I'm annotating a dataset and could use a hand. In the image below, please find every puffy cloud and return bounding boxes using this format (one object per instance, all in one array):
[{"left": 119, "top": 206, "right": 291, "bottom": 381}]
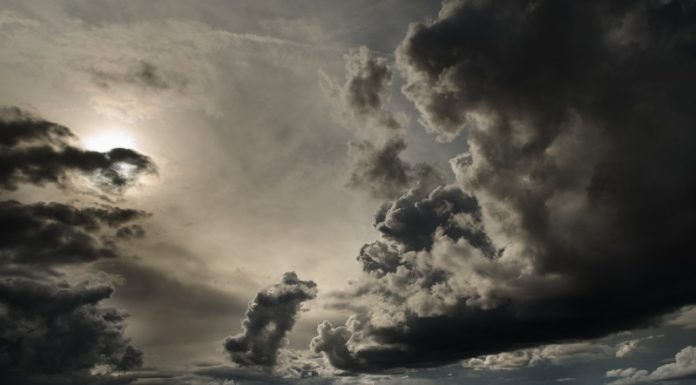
[
  {"left": 0, "top": 106, "right": 155, "bottom": 192},
  {"left": 224, "top": 272, "right": 317, "bottom": 367},
  {"left": 347, "top": 137, "right": 441, "bottom": 200},
  {"left": 314, "top": 0, "right": 696, "bottom": 371},
  {"left": 607, "top": 346, "right": 696, "bottom": 385},
  {"left": 373, "top": 184, "right": 493, "bottom": 253}
]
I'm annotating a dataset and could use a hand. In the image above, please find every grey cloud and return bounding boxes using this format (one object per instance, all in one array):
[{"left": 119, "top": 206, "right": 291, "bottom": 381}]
[
  {"left": 357, "top": 241, "right": 401, "bottom": 277},
  {"left": 347, "top": 137, "right": 442, "bottom": 200},
  {"left": 0, "top": 105, "right": 157, "bottom": 381},
  {"left": 373, "top": 184, "right": 493, "bottom": 253},
  {"left": 0, "top": 200, "right": 148, "bottom": 265},
  {"left": 607, "top": 345, "right": 696, "bottom": 385},
  {"left": 0, "top": 106, "right": 156, "bottom": 192},
  {"left": 0, "top": 273, "right": 142, "bottom": 375},
  {"left": 324, "top": 46, "right": 401, "bottom": 129},
  {"left": 224, "top": 272, "right": 317, "bottom": 367},
  {"left": 314, "top": 0, "right": 696, "bottom": 372}
]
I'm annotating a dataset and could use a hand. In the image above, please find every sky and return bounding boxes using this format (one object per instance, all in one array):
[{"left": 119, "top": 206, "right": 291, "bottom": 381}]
[{"left": 1, "top": 1, "right": 696, "bottom": 384}]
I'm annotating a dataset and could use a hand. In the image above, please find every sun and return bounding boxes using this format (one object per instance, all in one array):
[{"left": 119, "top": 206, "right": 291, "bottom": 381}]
[{"left": 83, "top": 130, "right": 136, "bottom": 152}]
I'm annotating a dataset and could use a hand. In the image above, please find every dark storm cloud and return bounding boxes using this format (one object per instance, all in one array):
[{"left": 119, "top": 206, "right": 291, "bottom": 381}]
[
  {"left": 0, "top": 106, "right": 156, "bottom": 381},
  {"left": 0, "top": 106, "right": 156, "bottom": 192},
  {"left": 375, "top": 186, "right": 492, "bottom": 255},
  {"left": 90, "top": 61, "right": 185, "bottom": 92},
  {"left": 313, "top": 0, "right": 696, "bottom": 372},
  {"left": 0, "top": 201, "right": 148, "bottom": 378},
  {"left": 224, "top": 272, "right": 317, "bottom": 367},
  {"left": 372, "top": 184, "right": 494, "bottom": 253},
  {"left": 0, "top": 200, "right": 148, "bottom": 265},
  {"left": 0, "top": 273, "right": 142, "bottom": 375},
  {"left": 347, "top": 137, "right": 442, "bottom": 200}
]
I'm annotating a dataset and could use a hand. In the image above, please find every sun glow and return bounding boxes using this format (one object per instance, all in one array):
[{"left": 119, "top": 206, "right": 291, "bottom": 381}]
[{"left": 83, "top": 130, "right": 137, "bottom": 152}]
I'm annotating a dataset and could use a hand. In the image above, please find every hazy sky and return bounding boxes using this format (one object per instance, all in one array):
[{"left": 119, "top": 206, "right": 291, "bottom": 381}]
[{"left": 2, "top": 1, "right": 696, "bottom": 385}]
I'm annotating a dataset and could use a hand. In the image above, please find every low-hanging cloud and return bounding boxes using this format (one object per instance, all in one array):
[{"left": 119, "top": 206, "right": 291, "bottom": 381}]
[
  {"left": 224, "top": 272, "right": 317, "bottom": 367},
  {"left": 0, "top": 106, "right": 156, "bottom": 192},
  {"left": 313, "top": 0, "right": 696, "bottom": 372}
]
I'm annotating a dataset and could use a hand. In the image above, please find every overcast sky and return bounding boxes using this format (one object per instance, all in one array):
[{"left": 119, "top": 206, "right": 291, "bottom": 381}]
[{"left": 1, "top": 1, "right": 696, "bottom": 385}]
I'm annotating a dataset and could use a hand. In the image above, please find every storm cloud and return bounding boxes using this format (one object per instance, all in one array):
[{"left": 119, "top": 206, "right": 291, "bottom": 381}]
[
  {"left": 0, "top": 273, "right": 142, "bottom": 376},
  {"left": 0, "top": 200, "right": 148, "bottom": 265},
  {"left": 0, "top": 106, "right": 155, "bottom": 192},
  {"left": 224, "top": 272, "right": 317, "bottom": 367},
  {"left": 313, "top": 0, "right": 696, "bottom": 371},
  {"left": 0, "top": 107, "right": 155, "bottom": 381}
]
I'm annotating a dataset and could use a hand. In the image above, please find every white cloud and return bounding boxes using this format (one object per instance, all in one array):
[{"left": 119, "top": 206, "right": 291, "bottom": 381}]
[
  {"left": 669, "top": 306, "right": 696, "bottom": 329},
  {"left": 615, "top": 335, "right": 661, "bottom": 358},
  {"left": 607, "top": 346, "right": 696, "bottom": 385},
  {"left": 464, "top": 342, "right": 614, "bottom": 371}
]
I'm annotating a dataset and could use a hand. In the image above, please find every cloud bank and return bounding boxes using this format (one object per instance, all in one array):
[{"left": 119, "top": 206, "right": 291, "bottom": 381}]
[{"left": 313, "top": 0, "right": 696, "bottom": 371}]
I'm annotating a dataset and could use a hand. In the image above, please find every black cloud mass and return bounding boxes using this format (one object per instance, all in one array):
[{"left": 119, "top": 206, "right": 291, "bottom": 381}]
[
  {"left": 312, "top": 0, "right": 696, "bottom": 372},
  {"left": 224, "top": 272, "right": 317, "bottom": 367},
  {"left": 0, "top": 107, "right": 154, "bottom": 381}
]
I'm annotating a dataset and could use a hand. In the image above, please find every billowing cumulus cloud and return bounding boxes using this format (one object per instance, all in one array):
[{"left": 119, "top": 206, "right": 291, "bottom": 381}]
[
  {"left": 224, "top": 272, "right": 317, "bottom": 367},
  {"left": 0, "top": 106, "right": 156, "bottom": 192},
  {"left": 347, "top": 137, "right": 441, "bottom": 200},
  {"left": 372, "top": 184, "right": 493, "bottom": 253},
  {"left": 313, "top": 0, "right": 696, "bottom": 372},
  {"left": 607, "top": 345, "right": 696, "bottom": 385}
]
